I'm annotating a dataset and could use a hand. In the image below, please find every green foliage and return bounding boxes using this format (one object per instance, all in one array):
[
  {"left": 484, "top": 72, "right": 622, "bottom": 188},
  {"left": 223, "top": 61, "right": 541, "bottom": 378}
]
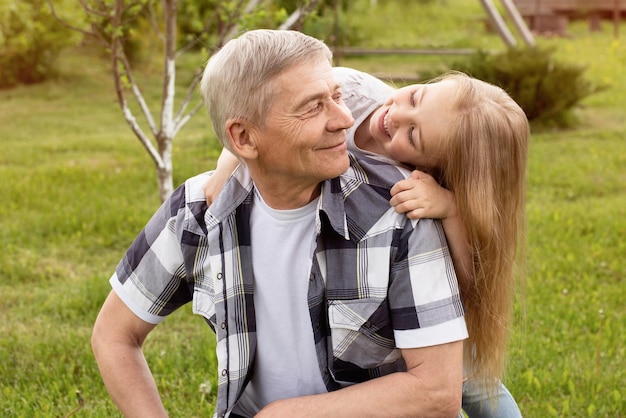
[
  {"left": 78, "top": 0, "right": 153, "bottom": 65},
  {"left": 302, "top": 2, "right": 365, "bottom": 47},
  {"left": 177, "top": 0, "right": 224, "bottom": 48},
  {"left": 177, "top": 0, "right": 339, "bottom": 50},
  {"left": 120, "top": 3, "right": 155, "bottom": 65},
  {"left": 0, "top": 0, "right": 80, "bottom": 88},
  {"left": 444, "top": 46, "right": 607, "bottom": 126},
  {"left": 235, "top": 3, "right": 288, "bottom": 33}
]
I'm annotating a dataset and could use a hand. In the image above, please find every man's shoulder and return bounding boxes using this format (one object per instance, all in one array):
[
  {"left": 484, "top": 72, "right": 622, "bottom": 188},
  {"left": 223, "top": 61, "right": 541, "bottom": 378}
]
[
  {"left": 164, "top": 172, "right": 212, "bottom": 218},
  {"left": 321, "top": 154, "right": 412, "bottom": 241},
  {"left": 153, "top": 172, "right": 213, "bottom": 237},
  {"left": 342, "top": 152, "right": 410, "bottom": 189},
  {"left": 183, "top": 171, "right": 213, "bottom": 200}
]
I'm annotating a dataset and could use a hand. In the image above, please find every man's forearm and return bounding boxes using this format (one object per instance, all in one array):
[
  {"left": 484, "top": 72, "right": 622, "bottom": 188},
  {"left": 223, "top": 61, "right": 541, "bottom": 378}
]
[
  {"left": 257, "top": 369, "right": 462, "bottom": 418},
  {"left": 257, "top": 341, "right": 464, "bottom": 418},
  {"left": 94, "top": 339, "right": 168, "bottom": 417},
  {"left": 92, "top": 291, "right": 167, "bottom": 417}
]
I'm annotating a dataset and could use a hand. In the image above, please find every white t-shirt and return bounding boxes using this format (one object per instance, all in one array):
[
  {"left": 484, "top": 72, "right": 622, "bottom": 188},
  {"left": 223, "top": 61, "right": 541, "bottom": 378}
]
[{"left": 232, "top": 189, "right": 326, "bottom": 416}]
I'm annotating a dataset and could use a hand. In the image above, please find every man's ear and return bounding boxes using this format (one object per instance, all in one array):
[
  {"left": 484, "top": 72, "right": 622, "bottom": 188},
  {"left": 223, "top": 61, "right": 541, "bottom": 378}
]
[{"left": 226, "top": 119, "right": 258, "bottom": 159}]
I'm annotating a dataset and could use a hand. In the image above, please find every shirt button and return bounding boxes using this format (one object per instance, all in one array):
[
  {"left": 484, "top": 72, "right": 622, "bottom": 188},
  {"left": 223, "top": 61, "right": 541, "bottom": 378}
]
[
  {"left": 220, "top": 322, "right": 227, "bottom": 329},
  {"left": 217, "top": 273, "right": 223, "bottom": 280},
  {"left": 221, "top": 369, "right": 227, "bottom": 376},
  {"left": 315, "top": 322, "right": 321, "bottom": 330},
  {"left": 309, "top": 273, "right": 315, "bottom": 282}
]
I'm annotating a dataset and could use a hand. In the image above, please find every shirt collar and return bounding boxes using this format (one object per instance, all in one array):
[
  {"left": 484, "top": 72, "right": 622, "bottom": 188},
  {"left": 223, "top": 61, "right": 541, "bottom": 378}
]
[
  {"left": 318, "top": 177, "right": 350, "bottom": 240},
  {"left": 206, "top": 163, "right": 254, "bottom": 226},
  {"left": 206, "top": 153, "right": 406, "bottom": 240}
]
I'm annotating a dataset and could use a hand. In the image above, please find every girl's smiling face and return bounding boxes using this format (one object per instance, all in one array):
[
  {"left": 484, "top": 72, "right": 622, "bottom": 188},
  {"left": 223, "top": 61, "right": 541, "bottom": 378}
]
[{"left": 368, "top": 79, "right": 460, "bottom": 169}]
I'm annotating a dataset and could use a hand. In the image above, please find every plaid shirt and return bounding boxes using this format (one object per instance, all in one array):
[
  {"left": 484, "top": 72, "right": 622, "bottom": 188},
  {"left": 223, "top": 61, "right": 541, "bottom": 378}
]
[{"left": 111, "top": 153, "right": 466, "bottom": 418}]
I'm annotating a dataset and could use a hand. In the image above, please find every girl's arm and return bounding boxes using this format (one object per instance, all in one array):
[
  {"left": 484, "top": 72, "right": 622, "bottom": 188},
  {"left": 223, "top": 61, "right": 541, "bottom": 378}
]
[
  {"left": 203, "top": 148, "right": 240, "bottom": 205},
  {"left": 390, "top": 170, "right": 473, "bottom": 289}
]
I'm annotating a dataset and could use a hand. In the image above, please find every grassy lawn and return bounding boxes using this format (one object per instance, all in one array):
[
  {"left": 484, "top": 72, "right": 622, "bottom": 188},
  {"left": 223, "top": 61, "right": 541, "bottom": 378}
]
[{"left": 1, "top": 1, "right": 624, "bottom": 416}]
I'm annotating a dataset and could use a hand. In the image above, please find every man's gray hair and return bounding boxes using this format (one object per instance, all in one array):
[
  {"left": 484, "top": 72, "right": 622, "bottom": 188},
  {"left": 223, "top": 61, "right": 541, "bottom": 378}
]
[{"left": 200, "top": 29, "right": 333, "bottom": 152}]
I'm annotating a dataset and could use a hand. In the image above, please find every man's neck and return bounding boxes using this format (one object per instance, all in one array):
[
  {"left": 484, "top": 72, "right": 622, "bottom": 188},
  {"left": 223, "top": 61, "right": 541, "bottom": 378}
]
[{"left": 252, "top": 180, "right": 322, "bottom": 210}]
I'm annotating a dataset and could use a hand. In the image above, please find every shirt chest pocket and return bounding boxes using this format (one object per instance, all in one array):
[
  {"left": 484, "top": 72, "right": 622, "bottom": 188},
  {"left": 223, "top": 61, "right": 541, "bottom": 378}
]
[
  {"left": 192, "top": 274, "right": 218, "bottom": 329},
  {"left": 327, "top": 298, "right": 402, "bottom": 370}
]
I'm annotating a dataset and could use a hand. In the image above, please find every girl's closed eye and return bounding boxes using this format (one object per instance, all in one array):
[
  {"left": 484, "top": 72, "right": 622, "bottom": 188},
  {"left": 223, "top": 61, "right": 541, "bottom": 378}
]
[
  {"left": 408, "top": 89, "right": 419, "bottom": 147},
  {"left": 410, "top": 89, "right": 418, "bottom": 106},
  {"left": 408, "top": 127, "right": 416, "bottom": 148}
]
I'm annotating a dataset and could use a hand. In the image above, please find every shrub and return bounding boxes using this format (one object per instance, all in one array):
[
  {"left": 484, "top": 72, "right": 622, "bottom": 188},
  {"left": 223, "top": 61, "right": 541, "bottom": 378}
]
[
  {"left": 444, "top": 46, "right": 607, "bottom": 126},
  {"left": 303, "top": 11, "right": 364, "bottom": 47},
  {"left": 0, "top": 0, "right": 80, "bottom": 89}
]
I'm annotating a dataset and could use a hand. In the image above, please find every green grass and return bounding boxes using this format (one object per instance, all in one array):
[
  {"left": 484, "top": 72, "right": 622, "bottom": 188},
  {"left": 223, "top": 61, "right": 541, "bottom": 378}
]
[
  {"left": 0, "top": 45, "right": 219, "bottom": 418},
  {"left": 1, "top": 1, "right": 625, "bottom": 416}
]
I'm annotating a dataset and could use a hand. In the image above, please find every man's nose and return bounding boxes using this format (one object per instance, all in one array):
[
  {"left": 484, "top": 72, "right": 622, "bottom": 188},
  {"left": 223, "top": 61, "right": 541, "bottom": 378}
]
[{"left": 327, "top": 101, "right": 354, "bottom": 131}]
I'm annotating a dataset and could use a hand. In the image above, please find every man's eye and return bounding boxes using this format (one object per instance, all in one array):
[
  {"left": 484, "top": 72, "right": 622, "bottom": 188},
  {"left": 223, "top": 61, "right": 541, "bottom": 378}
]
[
  {"left": 306, "top": 103, "right": 321, "bottom": 113},
  {"left": 410, "top": 90, "right": 417, "bottom": 106}
]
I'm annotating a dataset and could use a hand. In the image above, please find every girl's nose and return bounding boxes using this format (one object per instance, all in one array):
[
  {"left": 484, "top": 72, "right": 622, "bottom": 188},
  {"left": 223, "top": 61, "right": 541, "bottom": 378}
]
[{"left": 389, "top": 105, "right": 410, "bottom": 127}]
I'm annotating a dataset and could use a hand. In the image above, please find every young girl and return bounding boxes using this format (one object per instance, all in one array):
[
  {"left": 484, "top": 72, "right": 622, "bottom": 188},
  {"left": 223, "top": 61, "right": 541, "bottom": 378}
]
[{"left": 204, "top": 67, "right": 529, "bottom": 417}]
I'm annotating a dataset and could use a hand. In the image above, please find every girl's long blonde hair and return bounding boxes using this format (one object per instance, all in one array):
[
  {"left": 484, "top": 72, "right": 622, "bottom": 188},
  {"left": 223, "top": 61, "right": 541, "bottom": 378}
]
[{"left": 435, "top": 72, "right": 529, "bottom": 393}]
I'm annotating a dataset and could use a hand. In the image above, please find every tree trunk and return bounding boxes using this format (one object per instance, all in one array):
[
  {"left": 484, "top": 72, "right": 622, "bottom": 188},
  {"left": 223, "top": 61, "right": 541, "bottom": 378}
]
[
  {"left": 54, "top": 0, "right": 326, "bottom": 203},
  {"left": 157, "top": 132, "right": 174, "bottom": 202},
  {"left": 156, "top": 0, "right": 178, "bottom": 200}
]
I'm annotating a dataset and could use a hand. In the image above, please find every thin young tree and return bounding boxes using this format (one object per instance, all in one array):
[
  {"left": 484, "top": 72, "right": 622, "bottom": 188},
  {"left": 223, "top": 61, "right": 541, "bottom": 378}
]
[{"left": 49, "top": 0, "right": 321, "bottom": 201}]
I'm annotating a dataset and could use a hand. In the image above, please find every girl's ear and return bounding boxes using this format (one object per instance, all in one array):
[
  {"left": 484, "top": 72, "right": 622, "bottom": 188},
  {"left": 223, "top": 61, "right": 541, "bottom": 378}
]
[{"left": 225, "top": 119, "right": 258, "bottom": 160}]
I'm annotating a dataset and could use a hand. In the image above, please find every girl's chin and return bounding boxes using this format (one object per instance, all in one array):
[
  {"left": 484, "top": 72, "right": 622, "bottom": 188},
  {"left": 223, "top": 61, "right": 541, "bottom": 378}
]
[{"left": 373, "top": 133, "right": 390, "bottom": 146}]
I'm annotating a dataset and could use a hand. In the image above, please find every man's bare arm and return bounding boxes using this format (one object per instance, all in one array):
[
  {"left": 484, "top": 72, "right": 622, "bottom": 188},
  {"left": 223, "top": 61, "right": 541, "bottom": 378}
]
[
  {"left": 257, "top": 340, "right": 464, "bottom": 418},
  {"left": 91, "top": 291, "right": 167, "bottom": 418}
]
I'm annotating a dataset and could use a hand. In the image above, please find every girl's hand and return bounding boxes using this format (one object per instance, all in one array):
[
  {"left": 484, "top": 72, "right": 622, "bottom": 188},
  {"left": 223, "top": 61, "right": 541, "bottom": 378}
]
[
  {"left": 203, "top": 149, "right": 240, "bottom": 205},
  {"left": 390, "top": 169, "right": 457, "bottom": 220},
  {"left": 203, "top": 172, "right": 228, "bottom": 206},
  {"left": 393, "top": 170, "right": 473, "bottom": 286}
]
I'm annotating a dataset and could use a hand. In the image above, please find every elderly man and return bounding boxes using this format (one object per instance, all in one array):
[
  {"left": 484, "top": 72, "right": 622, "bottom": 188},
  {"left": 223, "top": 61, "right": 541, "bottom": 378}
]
[{"left": 92, "top": 29, "right": 467, "bottom": 418}]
